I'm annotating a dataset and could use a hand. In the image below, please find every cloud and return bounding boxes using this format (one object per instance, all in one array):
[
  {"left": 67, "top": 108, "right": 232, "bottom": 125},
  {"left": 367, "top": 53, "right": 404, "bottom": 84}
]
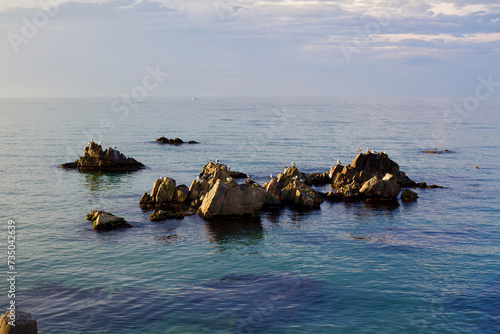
[{"left": 0, "top": 0, "right": 499, "bottom": 97}]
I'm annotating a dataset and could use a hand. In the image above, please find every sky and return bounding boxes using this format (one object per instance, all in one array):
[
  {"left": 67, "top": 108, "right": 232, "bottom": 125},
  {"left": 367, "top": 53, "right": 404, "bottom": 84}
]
[{"left": 0, "top": 0, "right": 499, "bottom": 97}]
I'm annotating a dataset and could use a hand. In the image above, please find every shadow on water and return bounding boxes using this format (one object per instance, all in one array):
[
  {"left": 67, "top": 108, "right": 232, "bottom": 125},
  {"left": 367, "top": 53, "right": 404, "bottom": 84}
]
[
  {"left": 204, "top": 216, "right": 264, "bottom": 248},
  {"left": 13, "top": 273, "right": 323, "bottom": 334}
]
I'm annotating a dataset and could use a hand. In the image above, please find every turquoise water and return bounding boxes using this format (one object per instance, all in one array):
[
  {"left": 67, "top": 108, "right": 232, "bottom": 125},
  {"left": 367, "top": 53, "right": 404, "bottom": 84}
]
[{"left": 1, "top": 97, "right": 499, "bottom": 333}]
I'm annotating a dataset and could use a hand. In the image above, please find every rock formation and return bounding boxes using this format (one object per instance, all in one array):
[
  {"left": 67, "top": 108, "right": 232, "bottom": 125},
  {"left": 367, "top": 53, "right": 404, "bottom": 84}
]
[
  {"left": 197, "top": 179, "right": 269, "bottom": 218},
  {"left": 61, "top": 142, "right": 144, "bottom": 171},
  {"left": 264, "top": 166, "right": 323, "bottom": 209},
  {"left": 401, "top": 189, "right": 418, "bottom": 202},
  {"left": 156, "top": 137, "right": 199, "bottom": 145},
  {"left": 0, "top": 310, "right": 37, "bottom": 334},
  {"left": 86, "top": 211, "right": 132, "bottom": 230}
]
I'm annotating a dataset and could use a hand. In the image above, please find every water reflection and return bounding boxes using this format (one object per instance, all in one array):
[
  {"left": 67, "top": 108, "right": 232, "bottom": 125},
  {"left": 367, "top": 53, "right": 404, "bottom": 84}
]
[
  {"left": 204, "top": 216, "right": 264, "bottom": 247},
  {"left": 79, "top": 170, "right": 133, "bottom": 193}
]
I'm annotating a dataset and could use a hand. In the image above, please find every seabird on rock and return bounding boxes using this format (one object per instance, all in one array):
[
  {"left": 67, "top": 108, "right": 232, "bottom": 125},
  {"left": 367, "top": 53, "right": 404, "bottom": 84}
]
[
  {"left": 291, "top": 162, "right": 296, "bottom": 167},
  {"left": 208, "top": 159, "right": 212, "bottom": 163},
  {"left": 196, "top": 176, "right": 201, "bottom": 181},
  {"left": 270, "top": 174, "right": 273, "bottom": 179},
  {"left": 337, "top": 159, "right": 341, "bottom": 165},
  {"left": 216, "top": 159, "right": 220, "bottom": 165},
  {"left": 226, "top": 177, "right": 233, "bottom": 182},
  {"left": 356, "top": 148, "right": 362, "bottom": 152}
]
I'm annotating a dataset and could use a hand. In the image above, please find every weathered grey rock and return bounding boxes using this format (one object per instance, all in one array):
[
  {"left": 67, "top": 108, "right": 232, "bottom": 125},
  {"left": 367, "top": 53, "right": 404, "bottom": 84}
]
[
  {"left": 0, "top": 311, "right": 37, "bottom": 334},
  {"left": 401, "top": 189, "right": 418, "bottom": 202},
  {"left": 359, "top": 173, "right": 401, "bottom": 199},
  {"left": 86, "top": 211, "right": 131, "bottom": 230},
  {"left": 61, "top": 142, "right": 144, "bottom": 171}
]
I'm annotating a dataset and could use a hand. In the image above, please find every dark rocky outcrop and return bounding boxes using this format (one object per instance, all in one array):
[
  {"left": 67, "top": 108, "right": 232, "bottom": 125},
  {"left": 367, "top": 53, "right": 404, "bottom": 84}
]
[
  {"left": 156, "top": 137, "right": 199, "bottom": 145},
  {"left": 0, "top": 310, "right": 38, "bottom": 334},
  {"left": 61, "top": 142, "right": 144, "bottom": 171},
  {"left": 86, "top": 211, "right": 132, "bottom": 230},
  {"left": 401, "top": 189, "right": 418, "bottom": 202}
]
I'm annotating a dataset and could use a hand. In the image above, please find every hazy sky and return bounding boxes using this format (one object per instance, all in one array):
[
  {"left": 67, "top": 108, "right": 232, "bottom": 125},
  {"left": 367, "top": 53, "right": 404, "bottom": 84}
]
[{"left": 1, "top": 0, "right": 499, "bottom": 97}]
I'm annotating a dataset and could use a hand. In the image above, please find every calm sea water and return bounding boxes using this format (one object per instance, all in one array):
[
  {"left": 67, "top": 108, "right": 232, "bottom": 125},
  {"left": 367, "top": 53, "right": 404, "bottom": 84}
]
[{"left": 0, "top": 97, "right": 499, "bottom": 334}]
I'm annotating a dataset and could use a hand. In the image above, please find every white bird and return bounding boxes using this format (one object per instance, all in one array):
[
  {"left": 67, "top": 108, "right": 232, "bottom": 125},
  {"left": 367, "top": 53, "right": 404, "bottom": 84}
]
[
  {"left": 356, "top": 147, "right": 362, "bottom": 152},
  {"left": 226, "top": 177, "right": 233, "bottom": 182},
  {"left": 98, "top": 141, "right": 101, "bottom": 145},
  {"left": 270, "top": 174, "right": 273, "bottom": 178},
  {"left": 337, "top": 159, "right": 341, "bottom": 165},
  {"left": 227, "top": 166, "right": 231, "bottom": 171},
  {"left": 91, "top": 138, "right": 94, "bottom": 142},
  {"left": 216, "top": 159, "right": 220, "bottom": 165},
  {"left": 196, "top": 176, "right": 201, "bottom": 181},
  {"left": 208, "top": 158, "right": 212, "bottom": 163},
  {"left": 291, "top": 162, "right": 296, "bottom": 167}
]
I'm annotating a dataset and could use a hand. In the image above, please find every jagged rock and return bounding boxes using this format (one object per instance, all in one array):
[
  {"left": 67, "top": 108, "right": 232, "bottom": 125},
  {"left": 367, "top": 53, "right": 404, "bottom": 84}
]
[
  {"left": 156, "top": 137, "right": 199, "bottom": 145},
  {"left": 200, "top": 162, "right": 248, "bottom": 180},
  {"left": 149, "top": 209, "right": 184, "bottom": 221},
  {"left": 86, "top": 211, "right": 131, "bottom": 230},
  {"left": 197, "top": 179, "right": 268, "bottom": 218},
  {"left": 310, "top": 164, "right": 344, "bottom": 185},
  {"left": 401, "top": 189, "right": 418, "bottom": 202},
  {"left": 140, "top": 177, "right": 191, "bottom": 209},
  {"left": 333, "top": 151, "right": 400, "bottom": 187},
  {"left": 265, "top": 166, "right": 323, "bottom": 209},
  {"left": 0, "top": 310, "right": 37, "bottom": 334},
  {"left": 359, "top": 173, "right": 401, "bottom": 200},
  {"left": 398, "top": 171, "right": 417, "bottom": 188},
  {"left": 61, "top": 142, "right": 144, "bottom": 171}
]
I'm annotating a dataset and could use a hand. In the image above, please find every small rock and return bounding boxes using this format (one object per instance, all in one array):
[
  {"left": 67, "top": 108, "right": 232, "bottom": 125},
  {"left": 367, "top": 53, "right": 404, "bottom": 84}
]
[
  {"left": 86, "top": 211, "right": 131, "bottom": 230},
  {"left": 401, "top": 189, "right": 418, "bottom": 202},
  {"left": 0, "top": 310, "right": 37, "bottom": 334},
  {"left": 150, "top": 209, "right": 184, "bottom": 221}
]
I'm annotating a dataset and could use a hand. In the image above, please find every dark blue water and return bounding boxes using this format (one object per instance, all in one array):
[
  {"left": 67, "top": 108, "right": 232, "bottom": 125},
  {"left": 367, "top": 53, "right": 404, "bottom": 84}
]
[{"left": 0, "top": 97, "right": 499, "bottom": 333}]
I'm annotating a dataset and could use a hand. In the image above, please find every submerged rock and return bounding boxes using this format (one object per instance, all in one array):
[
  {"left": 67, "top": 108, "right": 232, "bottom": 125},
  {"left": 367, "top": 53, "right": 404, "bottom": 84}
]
[
  {"left": 149, "top": 209, "right": 185, "bottom": 222},
  {"left": 0, "top": 310, "right": 38, "bottom": 334},
  {"left": 156, "top": 137, "right": 199, "bottom": 145},
  {"left": 86, "top": 211, "right": 131, "bottom": 230},
  {"left": 61, "top": 142, "right": 144, "bottom": 171}
]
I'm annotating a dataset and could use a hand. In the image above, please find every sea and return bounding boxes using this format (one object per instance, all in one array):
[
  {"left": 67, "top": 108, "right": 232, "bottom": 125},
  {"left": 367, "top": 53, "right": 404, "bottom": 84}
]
[{"left": 0, "top": 96, "right": 499, "bottom": 334}]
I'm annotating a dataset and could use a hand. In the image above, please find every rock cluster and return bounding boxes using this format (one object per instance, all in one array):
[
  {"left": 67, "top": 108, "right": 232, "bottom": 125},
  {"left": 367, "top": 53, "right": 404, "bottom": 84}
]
[
  {"left": 315, "top": 151, "right": 414, "bottom": 202},
  {"left": 86, "top": 211, "right": 132, "bottom": 230},
  {"left": 61, "top": 142, "right": 144, "bottom": 171},
  {"left": 263, "top": 166, "right": 322, "bottom": 209},
  {"left": 156, "top": 137, "right": 199, "bottom": 145},
  {"left": 140, "top": 162, "right": 324, "bottom": 220}
]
